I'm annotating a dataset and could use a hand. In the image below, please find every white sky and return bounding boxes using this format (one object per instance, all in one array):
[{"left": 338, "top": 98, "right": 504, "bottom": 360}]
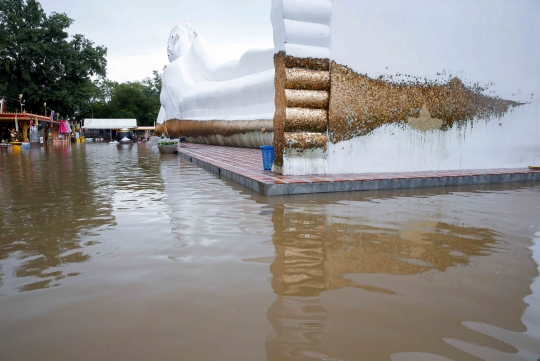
[{"left": 39, "top": 0, "right": 274, "bottom": 83}]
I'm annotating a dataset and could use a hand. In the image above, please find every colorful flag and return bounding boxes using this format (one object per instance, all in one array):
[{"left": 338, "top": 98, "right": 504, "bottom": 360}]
[{"left": 59, "top": 120, "right": 68, "bottom": 134}]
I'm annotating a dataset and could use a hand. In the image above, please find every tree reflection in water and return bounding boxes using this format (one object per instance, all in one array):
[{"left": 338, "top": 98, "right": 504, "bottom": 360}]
[
  {"left": 0, "top": 144, "right": 164, "bottom": 293},
  {"left": 0, "top": 145, "right": 102, "bottom": 292}
]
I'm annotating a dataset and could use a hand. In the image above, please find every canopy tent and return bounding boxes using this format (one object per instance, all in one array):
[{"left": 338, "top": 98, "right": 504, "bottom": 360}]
[{"left": 83, "top": 119, "right": 137, "bottom": 129}]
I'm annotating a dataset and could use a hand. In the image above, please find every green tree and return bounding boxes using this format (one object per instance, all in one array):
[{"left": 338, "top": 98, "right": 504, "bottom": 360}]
[
  {"left": 85, "top": 70, "right": 163, "bottom": 126},
  {"left": 140, "top": 70, "right": 162, "bottom": 101},
  {"left": 107, "top": 82, "right": 160, "bottom": 126},
  {"left": 0, "top": 0, "right": 107, "bottom": 117},
  {"left": 92, "top": 76, "right": 117, "bottom": 104}
]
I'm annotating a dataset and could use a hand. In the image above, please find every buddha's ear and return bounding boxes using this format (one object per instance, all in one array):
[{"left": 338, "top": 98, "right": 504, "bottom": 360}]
[{"left": 167, "top": 23, "right": 198, "bottom": 63}]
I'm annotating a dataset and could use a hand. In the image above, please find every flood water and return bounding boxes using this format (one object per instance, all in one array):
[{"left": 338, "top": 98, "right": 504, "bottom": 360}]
[{"left": 1, "top": 143, "right": 540, "bottom": 361}]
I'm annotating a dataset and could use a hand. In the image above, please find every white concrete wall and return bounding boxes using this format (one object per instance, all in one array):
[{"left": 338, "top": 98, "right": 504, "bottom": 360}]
[
  {"left": 326, "top": 0, "right": 540, "bottom": 173},
  {"left": 327, "top": 109, "right": 539, "bottom": 173}
]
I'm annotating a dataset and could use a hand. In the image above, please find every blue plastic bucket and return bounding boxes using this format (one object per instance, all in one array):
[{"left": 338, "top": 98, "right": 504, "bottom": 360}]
[{"left": 260, "top": 145, "right": 274, "bottom": 171}]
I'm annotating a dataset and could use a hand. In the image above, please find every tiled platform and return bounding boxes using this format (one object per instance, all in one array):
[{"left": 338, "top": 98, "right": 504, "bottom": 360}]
[{"left": 177, "top": 143, "right": 540, "bottom": 196}]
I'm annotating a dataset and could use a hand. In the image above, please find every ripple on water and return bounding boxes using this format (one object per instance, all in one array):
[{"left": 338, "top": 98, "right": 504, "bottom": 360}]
[{"left": 1, "top": 144, "right": 539, "bottom": 361}]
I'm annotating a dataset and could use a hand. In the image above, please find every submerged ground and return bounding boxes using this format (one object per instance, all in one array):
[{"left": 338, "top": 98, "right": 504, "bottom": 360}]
[{"left": 1, "top": 144, "right": 539, "bottom": 361}]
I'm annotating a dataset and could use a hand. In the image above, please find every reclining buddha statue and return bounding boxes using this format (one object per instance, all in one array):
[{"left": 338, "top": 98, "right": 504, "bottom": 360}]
[
  {"left": 155, "top": 23, "right": 275, "bottom": 148},
  {"left": 156, "top": 0, "right": 539, "bottom": 176}
]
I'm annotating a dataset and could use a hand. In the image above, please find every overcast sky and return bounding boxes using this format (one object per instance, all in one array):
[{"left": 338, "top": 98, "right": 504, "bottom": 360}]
[{"left": 39, "top": 0, "right": 274, "bottom": 83}]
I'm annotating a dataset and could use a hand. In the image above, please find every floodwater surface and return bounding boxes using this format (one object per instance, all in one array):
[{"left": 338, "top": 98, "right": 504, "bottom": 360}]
[{"left": 1, "top": 143, "right": 539, "bottom": 361}]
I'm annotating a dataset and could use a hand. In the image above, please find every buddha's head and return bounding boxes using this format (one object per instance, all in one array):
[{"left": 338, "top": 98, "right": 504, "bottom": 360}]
[{"left": 167, "top": 23, "right": 198, "bottom": 62}]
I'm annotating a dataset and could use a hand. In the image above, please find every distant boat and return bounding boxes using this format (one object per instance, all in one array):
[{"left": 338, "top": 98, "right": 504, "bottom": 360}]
[{"left": 116, "top": 128, "right": 134, "bottom": 143}]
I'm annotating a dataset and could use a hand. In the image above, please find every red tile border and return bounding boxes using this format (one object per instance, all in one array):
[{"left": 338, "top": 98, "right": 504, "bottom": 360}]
[{"left": 177, "top": 143, "right": 540, "bottom": 194}]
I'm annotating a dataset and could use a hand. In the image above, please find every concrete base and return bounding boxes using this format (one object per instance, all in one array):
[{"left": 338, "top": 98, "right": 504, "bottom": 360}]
[{"left": 177, "top": 143, "right": 540, "bottom": 196}]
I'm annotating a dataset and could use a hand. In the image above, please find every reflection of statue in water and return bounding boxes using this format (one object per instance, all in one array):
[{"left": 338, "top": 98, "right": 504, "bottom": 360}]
[{"left": 265, "top": 204, "right": 498, "bottom": 360}]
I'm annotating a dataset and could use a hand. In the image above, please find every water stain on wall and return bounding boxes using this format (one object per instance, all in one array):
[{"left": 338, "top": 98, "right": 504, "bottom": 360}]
[{"left": 329, "top": 62, "right": 525, "bottom": 143}]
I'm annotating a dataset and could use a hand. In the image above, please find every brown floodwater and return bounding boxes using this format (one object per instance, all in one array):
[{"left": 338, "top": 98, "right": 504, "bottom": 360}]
[{"left": 1, "top": 143, "right": 539, "bottom": 361}]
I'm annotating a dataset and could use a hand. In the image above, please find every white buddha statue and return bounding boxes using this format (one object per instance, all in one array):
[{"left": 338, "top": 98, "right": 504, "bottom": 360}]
[{"left": 157, "top": 23, "right": 276, "bottom": 129}]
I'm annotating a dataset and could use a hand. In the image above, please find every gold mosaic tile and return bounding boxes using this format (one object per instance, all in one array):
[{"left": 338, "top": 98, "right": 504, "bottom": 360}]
[
  {"left": 286, "top": 56, "right": 330, "bottom": 71},
  {"left": 329, "top": 61, "right": 524, "bottom": 143},
  {"left": 155, "top": 119, "right": 273, "bottom": 138},
  {"left": 286, "top": 69, "right": 330, "bottom": 91},
  {"left": 273, "top": 51, "right": 287, "bottom": 169},
  {"left": 285, "top": 89, "right": 329, "bottom": 109},
  {"left": 284, "top": 132, "right": 328, "bottom": 150},
  {"left": 407, "top": 105, "right": 444, "bottom": 132},
  {"left": 285, "top": 108, "right": 327, "bottom": 132}
]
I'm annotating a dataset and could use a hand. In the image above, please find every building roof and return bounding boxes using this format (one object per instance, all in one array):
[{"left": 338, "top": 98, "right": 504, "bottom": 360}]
[
  {"left": 134, "top": 126, "right": 155, "bottom": 130},
  {"left": 0, "top": 112, "right": 53, "bottom": 123},
  {"left": 83, "top": 119, "right": 137, "bottom": 129}
]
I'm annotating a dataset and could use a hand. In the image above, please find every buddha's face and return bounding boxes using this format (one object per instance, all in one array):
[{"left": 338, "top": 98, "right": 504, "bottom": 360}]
[{"left": 167, "top": 23, "right": 198, "bottom": 62}]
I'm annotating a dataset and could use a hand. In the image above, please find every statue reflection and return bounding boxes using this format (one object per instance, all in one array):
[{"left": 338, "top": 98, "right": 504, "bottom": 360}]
[{"left": 265, "top": 204, "right": 499, "bottom": 360}]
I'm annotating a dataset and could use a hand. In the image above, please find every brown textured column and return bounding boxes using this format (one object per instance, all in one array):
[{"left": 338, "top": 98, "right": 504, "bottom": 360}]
[
  {"left": 286, "top": 56, "right": 330, "bottom": 71},
  {"left": 284, "top": 108, "right": 328, "bottom": 133},
  {"left": 282, "top": 63, "right": 330, "bottom": 150},
  {"left": 277, "top": 56, "right": 331, "bottom": 154},
  {"left": 273, "top": 51, "right": 287, "bottom": 171},
  {"left": 284, "top": 132, "right": 328, "bottom": 150},
  {"left": 285, "top": 90, "right": 329, "bottom": 109},
  {"left": 286, "top": 69, "right": 330, "bottom": 91}
]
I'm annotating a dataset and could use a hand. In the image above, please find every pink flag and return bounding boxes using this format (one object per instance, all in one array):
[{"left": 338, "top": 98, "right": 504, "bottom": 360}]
[{"left": 59, "top": 120, "right": 70, "bottom": 134}]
